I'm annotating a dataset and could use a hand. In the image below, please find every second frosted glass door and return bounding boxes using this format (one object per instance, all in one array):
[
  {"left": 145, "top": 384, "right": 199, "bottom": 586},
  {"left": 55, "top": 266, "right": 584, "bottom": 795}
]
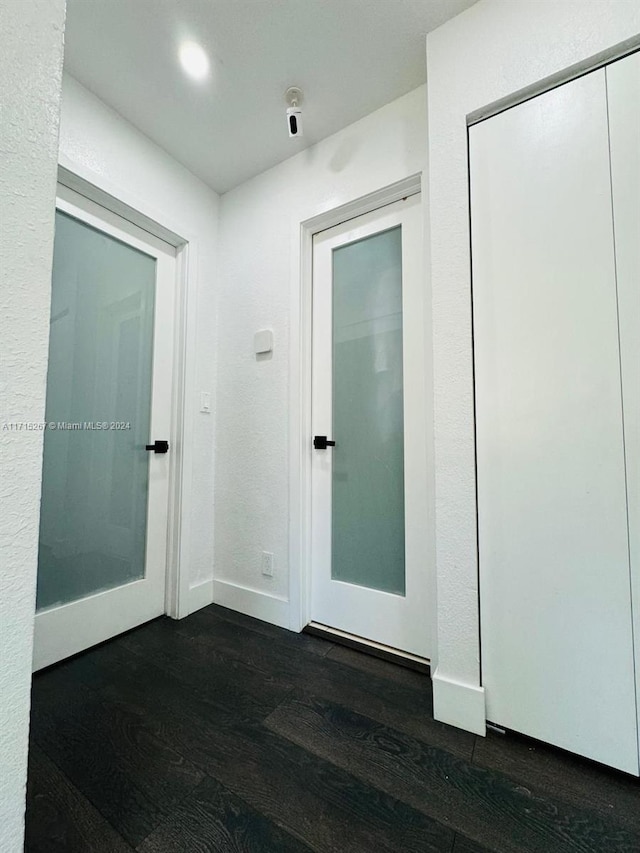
[
  {"left": 331, "top": 226, "right": 406, "bottom": 596},
  {"left": 311, "top": 195, "right": 431, "bottom": 657}
]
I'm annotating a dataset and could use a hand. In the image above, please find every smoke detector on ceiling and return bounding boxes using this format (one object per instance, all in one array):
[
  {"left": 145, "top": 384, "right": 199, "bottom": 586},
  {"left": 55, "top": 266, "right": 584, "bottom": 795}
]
[{"left": 285, "top": 87, "right": 304, "bottom": 139}]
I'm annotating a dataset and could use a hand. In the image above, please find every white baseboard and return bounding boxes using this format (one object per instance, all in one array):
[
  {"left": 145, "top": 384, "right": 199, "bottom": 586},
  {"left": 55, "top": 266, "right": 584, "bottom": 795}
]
[
  {"left": 432, "top": 668, "right": 486, "bottom": 736},
  {"left": 188, "top": 579, "right": 214, "bottom": 615},
  {"left": 212, "top": 579, "right": 290, "bottom": 629}
]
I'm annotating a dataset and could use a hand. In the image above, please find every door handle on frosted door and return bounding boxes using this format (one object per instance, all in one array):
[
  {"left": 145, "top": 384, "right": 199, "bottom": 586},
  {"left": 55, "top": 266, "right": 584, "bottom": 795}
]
[
  {"left": 313, "top": 435, "right": 336, "bottom": 450},
  {"left": 145, "top": 440, "right": 169, "bottom": 453}
]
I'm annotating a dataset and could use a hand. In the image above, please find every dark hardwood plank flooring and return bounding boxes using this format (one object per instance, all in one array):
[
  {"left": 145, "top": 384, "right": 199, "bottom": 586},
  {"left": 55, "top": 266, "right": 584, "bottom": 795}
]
[
  {"left": 183, "top": 604, "right": 335, "bottom": 658},
  {"left": 26, "top": 604, "right": 640, "bottom": 853},
  {"left": 325, "top": 642, "right": 429, "bottom": 688},
  {"left": 132, "top": 606, "right": 473, "bottom": 759},
  {"left": 138, "top": 776, "right": 316, "bottom": 853},
  {"left": 473, "top": 729, "right": 640, "bottom": 835},
  {"left": 95, "top": 653, "right": 455, "bottom": 852},
  {"left": 30, "top": 669, "right": 205, "bottom": 846},
  {"left": 25, "top": 745, "right": 134, "bottom": 853},
  {"left": 266, "top": 694, "right": 640, "bottom": 852},
  {"left": 452, "top": 835, "right": 493, "bottom": 853}
]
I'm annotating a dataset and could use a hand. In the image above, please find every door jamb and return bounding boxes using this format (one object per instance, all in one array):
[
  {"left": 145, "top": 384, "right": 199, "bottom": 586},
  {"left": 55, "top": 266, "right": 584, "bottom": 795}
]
[
  {"left": 288, "top": 173, "right": 423, "bottom": 632},
  {"left": 57, "top": 162, "right": 196, "bottom": 621}
]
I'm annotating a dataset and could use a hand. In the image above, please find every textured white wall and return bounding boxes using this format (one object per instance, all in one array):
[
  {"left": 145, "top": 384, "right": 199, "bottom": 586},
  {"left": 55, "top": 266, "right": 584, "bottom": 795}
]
[
  {"left": 0, "top": 1, "right": 66, "bottom": 849},
  {"left": 216, "top": 87, "right": 427, "bottom": 618},
  {"left": 426, "top": 0, "right": 640, "bottom": 731},
  {"left": 58, "top": 75, "right": 220, "bottom": 594}
]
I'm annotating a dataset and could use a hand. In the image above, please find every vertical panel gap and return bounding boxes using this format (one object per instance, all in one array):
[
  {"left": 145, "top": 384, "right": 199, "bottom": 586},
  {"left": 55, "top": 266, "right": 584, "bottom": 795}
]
[{"left": 604, "top": 64, "right": 639, "bottom": 764}]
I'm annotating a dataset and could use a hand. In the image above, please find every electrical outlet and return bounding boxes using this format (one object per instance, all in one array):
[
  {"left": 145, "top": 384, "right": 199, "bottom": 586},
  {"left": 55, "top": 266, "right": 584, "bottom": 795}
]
[{"left": 261, "top": 551, "right": 274, "bottom": 577}]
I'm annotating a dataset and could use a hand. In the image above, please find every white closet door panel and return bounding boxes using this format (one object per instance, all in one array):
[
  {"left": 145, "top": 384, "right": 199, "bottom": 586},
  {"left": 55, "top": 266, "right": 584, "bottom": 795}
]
[
  {"left": 471, "top": 69, "right": 638, "bottom": 773},
  {"left": 607, "top": 51, "right": 640, "bottom": 757}
]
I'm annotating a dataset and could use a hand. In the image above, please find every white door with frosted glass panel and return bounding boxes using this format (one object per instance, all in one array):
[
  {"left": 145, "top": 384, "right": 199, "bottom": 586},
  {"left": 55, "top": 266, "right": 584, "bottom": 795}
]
[
  {"left": 310, "top": 195, "right": 431, "bottom": 658},
  {"left": 33, "top": 185, "right": 176, "bottom": 671}
]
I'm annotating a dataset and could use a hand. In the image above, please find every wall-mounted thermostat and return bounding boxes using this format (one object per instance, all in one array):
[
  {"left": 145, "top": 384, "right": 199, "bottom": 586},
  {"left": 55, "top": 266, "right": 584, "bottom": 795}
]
[{"left": 254, "top": 329, "right": 273, "bottom": 355}]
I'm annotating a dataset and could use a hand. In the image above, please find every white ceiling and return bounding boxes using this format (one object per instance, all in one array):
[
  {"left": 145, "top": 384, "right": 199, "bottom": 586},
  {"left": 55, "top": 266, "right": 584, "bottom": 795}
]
[{"left": 64, "top": 0, "right": 476, "bottom": 194}]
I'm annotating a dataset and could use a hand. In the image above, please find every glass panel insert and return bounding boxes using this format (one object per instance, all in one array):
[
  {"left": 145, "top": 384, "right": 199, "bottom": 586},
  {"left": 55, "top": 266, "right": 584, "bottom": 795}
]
[
  {"left": 36, "top": 211, "right": 156, "bottom": 611},
  {"left": 331, "top": 226, "right": 406, "bottom": 595}
]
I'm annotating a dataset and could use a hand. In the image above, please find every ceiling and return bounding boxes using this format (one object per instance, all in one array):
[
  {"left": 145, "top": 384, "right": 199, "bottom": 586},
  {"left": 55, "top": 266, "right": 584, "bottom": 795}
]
[{"left": 64, "top": 0, "right": 476, "bottom": 194}]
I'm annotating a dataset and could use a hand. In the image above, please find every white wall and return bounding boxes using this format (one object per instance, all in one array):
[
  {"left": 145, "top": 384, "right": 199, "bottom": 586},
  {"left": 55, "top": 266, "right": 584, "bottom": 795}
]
[
  {"left": 426, "top": 0, "right": 640, "bottom": 735},
  {"left": 0, "top": 1, "right": 66, "bottom": 849},
  {"left": 58, "top": 75, "right": 220, "bottom": 610},
  {"left": 215, "top": 86, "right": 428, "bottom": 627}
]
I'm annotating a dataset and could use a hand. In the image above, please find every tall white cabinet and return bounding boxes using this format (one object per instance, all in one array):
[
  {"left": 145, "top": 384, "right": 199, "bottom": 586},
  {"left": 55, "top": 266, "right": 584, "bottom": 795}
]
[{"left": 470, "top": 52, "right": 639, "bottom": 775}]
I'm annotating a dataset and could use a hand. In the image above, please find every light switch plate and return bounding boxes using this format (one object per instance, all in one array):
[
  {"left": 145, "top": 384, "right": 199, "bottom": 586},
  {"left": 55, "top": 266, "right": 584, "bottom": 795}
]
[
  {"left": 200, "top": 391, "right": 211, "bottom": 413},
  {"left": 254, "top": 329, "right": 273, "bottom": 355}
]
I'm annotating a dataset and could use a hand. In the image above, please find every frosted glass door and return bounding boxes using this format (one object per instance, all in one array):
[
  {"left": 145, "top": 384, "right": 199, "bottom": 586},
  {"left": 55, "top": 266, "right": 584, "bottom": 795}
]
[
  {"left": 33, "top": 185, "right": 175, "bottom": 671},
  {"left": 311, "top": 195, "right": 431, "bottom": 658},
  {"left": 331, "top": 227, "right": 405, "bottom": 595},
  {"left": 37, "top": 210, "right": 155, "bottom": 610}
]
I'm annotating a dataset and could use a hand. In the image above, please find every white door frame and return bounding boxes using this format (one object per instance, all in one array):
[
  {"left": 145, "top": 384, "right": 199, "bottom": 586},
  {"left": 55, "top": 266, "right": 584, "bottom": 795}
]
[
  {"left": 288, "top": 173, "right": 433, "bottom": 642},
  {"left": 55, "top": 161, "right": 195, "bottom": 621}
]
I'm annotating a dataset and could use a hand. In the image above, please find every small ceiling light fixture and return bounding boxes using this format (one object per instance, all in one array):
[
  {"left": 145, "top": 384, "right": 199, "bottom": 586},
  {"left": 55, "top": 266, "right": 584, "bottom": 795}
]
[
  {"left": 285, "top": 87, "right": 304, "bottom": 138},
  {"left": 179, "top": 41, "right": 210, "bottom": 81}
]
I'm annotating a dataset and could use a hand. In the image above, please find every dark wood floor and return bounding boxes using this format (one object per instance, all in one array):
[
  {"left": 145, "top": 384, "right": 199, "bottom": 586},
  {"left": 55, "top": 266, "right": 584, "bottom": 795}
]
[{"left": 26, "top": 605, "right": 640, "bottom": 852}]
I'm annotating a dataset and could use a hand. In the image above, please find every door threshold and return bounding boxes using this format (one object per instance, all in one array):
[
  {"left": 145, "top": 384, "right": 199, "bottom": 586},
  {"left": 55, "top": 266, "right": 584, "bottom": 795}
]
[{"left": 304, "top": 622, "right": 431, "bottom": 674}]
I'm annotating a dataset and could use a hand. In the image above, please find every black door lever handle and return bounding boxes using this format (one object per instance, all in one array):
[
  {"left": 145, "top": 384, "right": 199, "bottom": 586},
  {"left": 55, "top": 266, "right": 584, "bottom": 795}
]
[
  {"left": 145, "top": 440, "right": 169, "bottom": 454},
  {"left": 313, "top": 435, "right": 336, "bottom": 450}
]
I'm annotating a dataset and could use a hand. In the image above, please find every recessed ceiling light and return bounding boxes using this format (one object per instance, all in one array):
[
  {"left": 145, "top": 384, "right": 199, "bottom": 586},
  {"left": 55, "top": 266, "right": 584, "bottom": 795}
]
[{"left": 179, "top": 41, "right": 210, "bottom": 81}]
